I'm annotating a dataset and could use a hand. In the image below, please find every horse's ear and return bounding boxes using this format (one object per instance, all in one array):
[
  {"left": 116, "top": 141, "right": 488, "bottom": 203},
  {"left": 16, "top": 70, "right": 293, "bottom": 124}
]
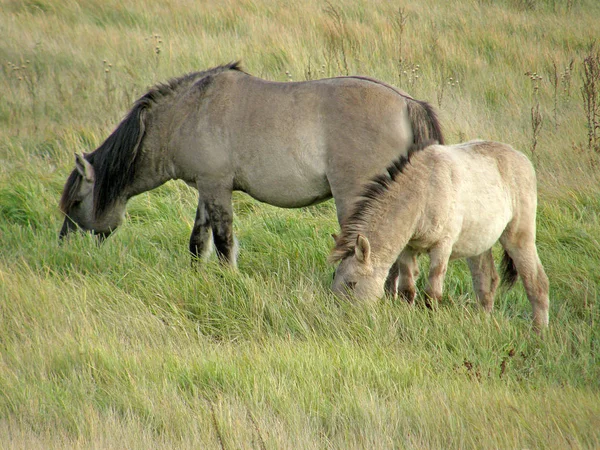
[
  {"left": 75, "top": 153, "right": 94, "bottom": 183},
  {"left": 355, "top": 234, "right": 371, "bottom": 263}
]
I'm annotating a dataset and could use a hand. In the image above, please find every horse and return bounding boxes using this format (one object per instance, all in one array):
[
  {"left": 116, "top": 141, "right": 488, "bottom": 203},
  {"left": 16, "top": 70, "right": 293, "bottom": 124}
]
[
  {"left": 59, "top": 62, "right": 443, "bottom": 267},
  {"left": 329, "top": 140, "right": 549, "bottom": 330}
]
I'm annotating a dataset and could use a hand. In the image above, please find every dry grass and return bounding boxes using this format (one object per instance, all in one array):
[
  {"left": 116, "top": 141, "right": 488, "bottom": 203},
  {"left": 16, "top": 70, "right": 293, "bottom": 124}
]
[{"left": 1, "top": 0, "right": 600, "bottom": 447}]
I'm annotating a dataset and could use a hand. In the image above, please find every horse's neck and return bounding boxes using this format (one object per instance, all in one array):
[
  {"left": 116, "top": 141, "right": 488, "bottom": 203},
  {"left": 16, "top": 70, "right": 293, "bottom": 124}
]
[
  {"left": 124, "top": 148, "right": 173, "bottom": 200},
  {"left": 362, "top": 183, "right": 424, "bottom": 267}
]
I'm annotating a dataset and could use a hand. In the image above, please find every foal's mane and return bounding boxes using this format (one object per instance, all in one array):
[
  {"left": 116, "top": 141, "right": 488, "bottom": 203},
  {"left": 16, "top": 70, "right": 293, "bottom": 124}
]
[
  {"left": 60, "top": 61, "right": 243, "bottom": 218},
  {"left": 329, "top": 141, "right": 436, "bottom": 263}
]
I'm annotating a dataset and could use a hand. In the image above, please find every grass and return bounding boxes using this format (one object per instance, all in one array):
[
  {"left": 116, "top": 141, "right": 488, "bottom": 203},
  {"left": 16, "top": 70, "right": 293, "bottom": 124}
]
[{"left": 1, "top": 0, "right": 600, "bottom": 447}]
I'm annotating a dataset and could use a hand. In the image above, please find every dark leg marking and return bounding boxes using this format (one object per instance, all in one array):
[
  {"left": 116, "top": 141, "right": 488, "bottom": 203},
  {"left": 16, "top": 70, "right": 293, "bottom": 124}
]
[
  {"left": 189, "top": 203, "right": 212, "bottom": 261},
  {"left": 207, "top": 202, "right": 236, "bottom": 265}
]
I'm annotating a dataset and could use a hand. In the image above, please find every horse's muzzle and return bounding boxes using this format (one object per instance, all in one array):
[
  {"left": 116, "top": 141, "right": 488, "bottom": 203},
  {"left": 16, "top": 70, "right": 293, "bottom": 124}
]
[
  {"left": 59, "top": 217, "right": 111, "bottom": 244},
  {"left": 59, "top": 216, "right": 77, "bottom": 241}
]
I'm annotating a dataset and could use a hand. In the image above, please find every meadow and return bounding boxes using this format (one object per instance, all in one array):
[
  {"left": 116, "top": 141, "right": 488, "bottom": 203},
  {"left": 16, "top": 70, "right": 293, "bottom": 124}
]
[{"left": 1, "top": 0, "right": 600, "bottom": 447}]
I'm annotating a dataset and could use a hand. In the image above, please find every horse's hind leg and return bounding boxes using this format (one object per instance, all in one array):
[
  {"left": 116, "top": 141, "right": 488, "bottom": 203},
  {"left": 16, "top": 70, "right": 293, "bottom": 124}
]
[
  {"left": 466, "top": 249, "right": 499, "bottom": 313},
  {"left": 206, "top": 190, "right": 238, "bottom": 268},
  {"left": 189, "top": 202, "right": 213, "bottom": 262},
  {"left": 500, "top": 231, "right": 549, "bottom": 330}
]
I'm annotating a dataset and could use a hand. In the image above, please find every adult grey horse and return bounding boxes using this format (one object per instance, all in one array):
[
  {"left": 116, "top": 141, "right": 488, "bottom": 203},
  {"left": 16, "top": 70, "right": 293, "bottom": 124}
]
[{"left": 59, "top": 62, "right": 443, "bottom": 267}]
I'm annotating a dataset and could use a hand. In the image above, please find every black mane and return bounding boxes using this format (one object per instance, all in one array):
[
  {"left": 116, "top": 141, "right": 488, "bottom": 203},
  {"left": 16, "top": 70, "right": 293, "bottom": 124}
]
[
  {"left": 330, "top": 140, "right": 437, "bottom": 261},
  {"left": 60, "top": 62, "right": 243, "bottom": 218}
]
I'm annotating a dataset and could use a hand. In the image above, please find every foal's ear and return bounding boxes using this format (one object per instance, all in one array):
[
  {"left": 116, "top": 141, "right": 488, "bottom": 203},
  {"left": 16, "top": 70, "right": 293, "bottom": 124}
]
[
  {"left": 331, "top": 233, "right": 339, "bottom": 243},
  {"left": 74, "top": 153, "right": 94, "bottom": 183},
  {"left": 355, "top": 234, "right": 371, "bottom": 263}
]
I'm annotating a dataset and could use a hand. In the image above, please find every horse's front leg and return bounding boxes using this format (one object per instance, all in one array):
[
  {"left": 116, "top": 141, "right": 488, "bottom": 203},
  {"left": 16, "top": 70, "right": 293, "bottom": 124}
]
[
  {"left": 205, "top": 189, "right": 238, "bottom": 268},
  {"left": 385, "top": 250, "right": 420, "bottom": 302},
  {"left": 397, "top": 249, "right": 419, "bottom": 304},
  {"left": 384, "top": 261, "right": 400, "bottom": 299},
  {"left": 189, "top": 201, "right": 213, "bottom": 263}
]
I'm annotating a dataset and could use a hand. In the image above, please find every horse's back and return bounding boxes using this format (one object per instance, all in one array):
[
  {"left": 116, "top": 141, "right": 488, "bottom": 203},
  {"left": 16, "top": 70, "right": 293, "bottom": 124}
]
[
  {"left": 203, "top": 72, "right": 416, "bottom": 214},
  {"left": 445, "top": 140, "right": 535, "bottom": 191},
  {"left": 462, "top": 140, "right": 533, "bottom": 173},
  {"left": 464, "top": 141, "right": 539, "bottom": 238},
  {"left": 422, "top": 141, "right": 535, "bottom": 259}
]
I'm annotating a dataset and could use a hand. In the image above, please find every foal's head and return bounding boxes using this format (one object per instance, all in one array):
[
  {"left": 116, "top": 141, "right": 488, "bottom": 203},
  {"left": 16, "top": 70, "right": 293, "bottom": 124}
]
[
  {"left": 59, "top": 154, "right": 126, "bottom": 241},
  {"left": 331, "top": 234, "right": 388, "bottom": 301}
]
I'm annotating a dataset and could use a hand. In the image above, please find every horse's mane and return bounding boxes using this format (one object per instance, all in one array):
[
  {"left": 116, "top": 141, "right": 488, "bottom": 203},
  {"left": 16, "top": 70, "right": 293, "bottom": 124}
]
[
  {"left": 60, "top": 61, "right": 243, "bottom": 218},
  {"left": 329, "top": 140, "right": 437, "bottom": 263}
]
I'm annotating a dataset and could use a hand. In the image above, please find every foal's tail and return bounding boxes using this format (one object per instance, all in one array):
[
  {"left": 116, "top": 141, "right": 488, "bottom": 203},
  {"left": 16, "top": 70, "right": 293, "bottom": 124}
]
[
  {"left": 501, "top": 250, "right": 519, "bottom": 289},
  {"left": 406, "top": 98, "right": 445, "bottom": 148}
]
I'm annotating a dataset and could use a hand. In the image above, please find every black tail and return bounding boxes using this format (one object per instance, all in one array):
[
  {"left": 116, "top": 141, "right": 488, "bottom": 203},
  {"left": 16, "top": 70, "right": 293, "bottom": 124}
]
[
  {"left": 406, "top": 98, "right": 445, "bottom": 149},
  {"left": 501, "top": 250, "right": 519, "bottom": 289}
]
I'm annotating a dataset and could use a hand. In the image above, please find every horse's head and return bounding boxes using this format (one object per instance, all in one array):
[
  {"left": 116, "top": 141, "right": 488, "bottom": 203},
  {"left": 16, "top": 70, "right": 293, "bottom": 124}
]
[
  {"left": 331, "top": 234, "right": 387, "bottom": 301},
  {"left": 59, "top": 153, "right": 125, "bottom": 241}
]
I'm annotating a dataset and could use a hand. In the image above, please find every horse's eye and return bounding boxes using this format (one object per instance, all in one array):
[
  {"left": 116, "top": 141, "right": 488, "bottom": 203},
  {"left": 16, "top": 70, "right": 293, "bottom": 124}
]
[{"left": 346, "top": 281, "right": 357, "bottom": 290}]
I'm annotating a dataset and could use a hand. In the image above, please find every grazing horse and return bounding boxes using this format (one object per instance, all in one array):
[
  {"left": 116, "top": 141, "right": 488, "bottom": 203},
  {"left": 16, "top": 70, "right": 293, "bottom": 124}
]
[
  {"left": 59, "top": 62, "right": 443, "bottom": 267},
  {"left": 330, "top": 140, "right": 549, "bottom": 330}
]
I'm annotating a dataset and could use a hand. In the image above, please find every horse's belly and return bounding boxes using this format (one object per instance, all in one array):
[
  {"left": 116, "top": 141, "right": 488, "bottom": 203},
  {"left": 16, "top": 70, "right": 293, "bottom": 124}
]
[
  {"left": 236, "top": 165, "right": 331, "bottom": 208},
  {"left": 450, "top": 214, "right": 510, "bottom": 259}
]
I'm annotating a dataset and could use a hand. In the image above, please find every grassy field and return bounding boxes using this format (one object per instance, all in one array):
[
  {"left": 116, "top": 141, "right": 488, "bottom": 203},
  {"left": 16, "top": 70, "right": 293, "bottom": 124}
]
[{"left": 1, "top": 0, "right": 600, "bottom": 447}]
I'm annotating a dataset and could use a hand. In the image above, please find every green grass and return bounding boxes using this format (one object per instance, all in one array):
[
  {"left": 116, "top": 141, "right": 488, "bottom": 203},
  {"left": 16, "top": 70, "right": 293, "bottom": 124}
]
[{"left": 1, "top": 0, "right": 600, "bottom": 447}]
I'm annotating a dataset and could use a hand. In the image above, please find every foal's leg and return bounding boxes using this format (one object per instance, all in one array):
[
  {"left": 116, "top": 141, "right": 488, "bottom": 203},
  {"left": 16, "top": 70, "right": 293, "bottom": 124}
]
[
  {"left": 384, "top": 251, "right": 419, "bottom": 301},
  {"left": 189, "top": 202, "right": 213, "bottom": 262},
  {"left": 466, "top": 249, "right": 499, "bottom": 313},
  {"left": 424, "top": 244, "right": 452, "bottom": 307},
  {"left": 396, "top": 249, "right": 419, "bottom": 304},
  {"left": 500, "top": 231, "right": 549, "bottom": 330},
  {"left": 384, "top": 260, "right": 400, "bottom": 299}
]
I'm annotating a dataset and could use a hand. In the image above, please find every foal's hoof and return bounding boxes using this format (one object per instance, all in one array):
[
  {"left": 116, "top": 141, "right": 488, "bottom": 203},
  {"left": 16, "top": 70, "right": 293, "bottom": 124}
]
[
  {"left": 423, "top": 296, "right": 440, "bottom": 310},
  {"left": 398, "top": 289, "right": 416, "bottom": 305}
]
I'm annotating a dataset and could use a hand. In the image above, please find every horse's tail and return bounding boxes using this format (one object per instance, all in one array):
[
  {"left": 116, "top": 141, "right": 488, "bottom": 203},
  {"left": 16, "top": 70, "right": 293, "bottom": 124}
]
[
  {"left": 406, "top": 98, "right": 445, "bottom": 149},
  {"left": 500, "top": 250, "right": 519, "bottom": 289}
]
